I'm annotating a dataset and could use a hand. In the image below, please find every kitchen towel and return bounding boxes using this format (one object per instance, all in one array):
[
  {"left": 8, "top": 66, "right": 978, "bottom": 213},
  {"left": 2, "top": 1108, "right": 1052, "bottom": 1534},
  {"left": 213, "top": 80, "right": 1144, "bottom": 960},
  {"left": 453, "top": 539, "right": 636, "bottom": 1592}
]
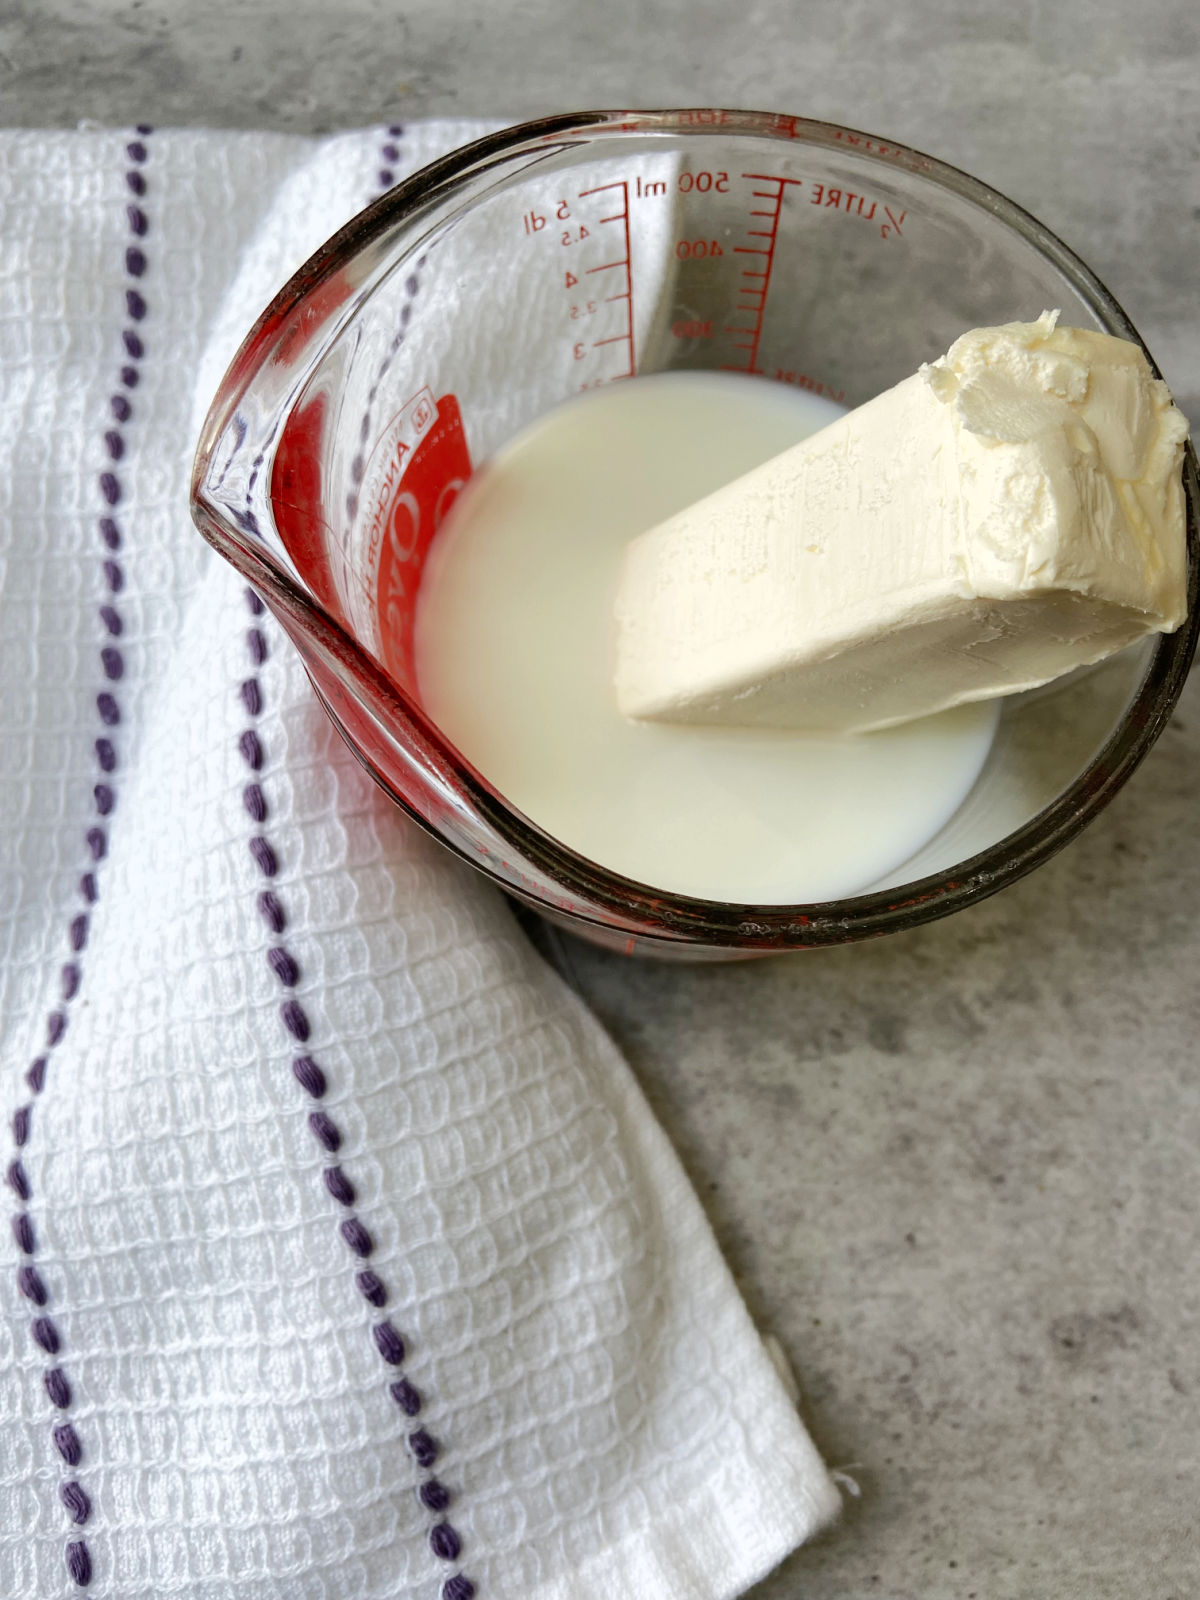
[{"left": 0, "top": 123, "right": 840, "bottom": 1600}]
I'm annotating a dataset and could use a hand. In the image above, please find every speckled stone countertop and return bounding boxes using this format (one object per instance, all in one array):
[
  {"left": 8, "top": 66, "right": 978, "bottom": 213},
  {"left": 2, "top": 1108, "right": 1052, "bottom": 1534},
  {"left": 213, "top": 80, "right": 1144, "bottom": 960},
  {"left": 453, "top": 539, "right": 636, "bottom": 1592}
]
[{"left": 7, "top": 2, "right": 1199, "bottom": 1593}]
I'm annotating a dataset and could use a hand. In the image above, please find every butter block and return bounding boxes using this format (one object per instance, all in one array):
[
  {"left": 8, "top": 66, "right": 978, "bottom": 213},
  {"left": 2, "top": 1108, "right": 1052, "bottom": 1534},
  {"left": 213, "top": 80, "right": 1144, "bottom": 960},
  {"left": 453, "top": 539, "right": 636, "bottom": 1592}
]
[{"left": 614, "top": 313, "right": 1190, "bottom": 732}]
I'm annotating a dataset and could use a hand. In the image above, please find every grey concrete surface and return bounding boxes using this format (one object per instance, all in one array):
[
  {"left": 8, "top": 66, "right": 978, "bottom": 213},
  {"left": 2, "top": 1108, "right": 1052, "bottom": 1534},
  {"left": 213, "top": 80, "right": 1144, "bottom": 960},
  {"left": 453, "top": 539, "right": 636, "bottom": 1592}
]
[{"left": 5, "top": 1, "right": 1199, "bottom": 1594}]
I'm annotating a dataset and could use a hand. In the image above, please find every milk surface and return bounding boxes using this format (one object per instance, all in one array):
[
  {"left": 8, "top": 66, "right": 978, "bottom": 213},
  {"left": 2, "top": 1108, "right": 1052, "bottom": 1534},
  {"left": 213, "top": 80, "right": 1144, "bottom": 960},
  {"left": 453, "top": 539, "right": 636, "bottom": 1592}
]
[{"left": 414, "top": 372, "right": 999, "bottom": 903}]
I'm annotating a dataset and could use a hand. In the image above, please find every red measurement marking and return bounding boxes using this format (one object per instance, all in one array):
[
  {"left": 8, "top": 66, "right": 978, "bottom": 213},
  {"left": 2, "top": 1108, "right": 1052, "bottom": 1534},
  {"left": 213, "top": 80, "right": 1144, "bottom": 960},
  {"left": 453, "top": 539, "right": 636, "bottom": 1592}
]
[
  {"left": 806, "top": 182, "right": 908, "bottom": 240},
  {"left": 829, "top": 129, "right": 921, "bottom": 165},
  {"left": 721, "top": 174, "right": 802, "bottom": 375},
  {"left": 882, "top": 204, "right": 906, "bottom": 238},
  {"left": 578, "top": 180, "right": 635, "bottom": 377},
  {"left": 775, "top": 368, "right": 847, "bottom": 404}
]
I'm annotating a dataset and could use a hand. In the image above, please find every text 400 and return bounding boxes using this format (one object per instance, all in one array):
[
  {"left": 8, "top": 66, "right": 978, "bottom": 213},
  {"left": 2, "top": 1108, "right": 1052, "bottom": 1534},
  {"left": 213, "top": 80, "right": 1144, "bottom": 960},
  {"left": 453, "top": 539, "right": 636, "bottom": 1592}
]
[{"left": 675, "top": 238, "right": 724, "bottom": 259}]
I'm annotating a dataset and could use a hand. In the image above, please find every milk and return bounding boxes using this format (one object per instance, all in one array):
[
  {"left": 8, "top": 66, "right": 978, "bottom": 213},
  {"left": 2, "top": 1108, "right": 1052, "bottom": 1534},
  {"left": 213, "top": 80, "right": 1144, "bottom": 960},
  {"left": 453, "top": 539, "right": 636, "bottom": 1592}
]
[{"left": 414, "top": 372, "right": 999, "bottom": 904}]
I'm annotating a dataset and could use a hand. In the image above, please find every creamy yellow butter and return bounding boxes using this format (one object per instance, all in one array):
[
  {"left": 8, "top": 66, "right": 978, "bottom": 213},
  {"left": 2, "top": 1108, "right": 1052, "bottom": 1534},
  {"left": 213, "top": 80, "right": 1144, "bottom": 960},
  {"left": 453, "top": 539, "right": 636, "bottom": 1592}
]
[{"left": 614, "top": 313, "right": 1189, "bottom": 732}]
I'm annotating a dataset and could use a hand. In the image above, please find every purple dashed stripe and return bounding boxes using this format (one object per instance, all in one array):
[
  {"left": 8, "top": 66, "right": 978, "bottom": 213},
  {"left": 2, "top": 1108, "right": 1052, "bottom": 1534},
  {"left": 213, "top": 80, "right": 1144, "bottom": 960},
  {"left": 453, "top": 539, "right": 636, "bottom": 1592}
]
[
  {"left": 309, "top": 1110, "right": 340, "bottom": 1151},
  {"left": 9, "top": 121, "right": 154, "bottom": 1590},
  {"left": 227, "top": 124, "right": 475, "bottom": 1600},
  {"left": 235, "top": 580, "right": 475, "bottom": 1592}
]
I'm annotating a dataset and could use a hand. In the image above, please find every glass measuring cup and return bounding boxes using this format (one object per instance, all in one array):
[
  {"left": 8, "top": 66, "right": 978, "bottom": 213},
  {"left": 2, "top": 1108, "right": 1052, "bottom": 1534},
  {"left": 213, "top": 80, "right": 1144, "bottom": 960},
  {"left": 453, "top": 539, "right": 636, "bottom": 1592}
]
[{"left": 191, "top": 110, "right": 1199, "bottom": 958}]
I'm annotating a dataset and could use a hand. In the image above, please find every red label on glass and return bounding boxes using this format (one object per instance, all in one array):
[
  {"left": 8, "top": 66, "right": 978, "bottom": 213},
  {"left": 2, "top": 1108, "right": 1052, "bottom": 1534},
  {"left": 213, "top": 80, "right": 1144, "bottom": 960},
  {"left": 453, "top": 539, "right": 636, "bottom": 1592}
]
[
  {"left": 271, "top": 390, "right": 344, "bottom": 621},
  {"left": 374, "top": 392, "right": 471, "bottom": 695}
]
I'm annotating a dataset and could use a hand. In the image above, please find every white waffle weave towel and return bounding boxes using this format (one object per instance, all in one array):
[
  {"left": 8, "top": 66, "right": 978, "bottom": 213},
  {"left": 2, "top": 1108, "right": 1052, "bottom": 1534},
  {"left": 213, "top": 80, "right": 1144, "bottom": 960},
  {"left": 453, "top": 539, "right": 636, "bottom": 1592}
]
[{"left": 0, "top": 123, "right": 840, "bottom": 1600}]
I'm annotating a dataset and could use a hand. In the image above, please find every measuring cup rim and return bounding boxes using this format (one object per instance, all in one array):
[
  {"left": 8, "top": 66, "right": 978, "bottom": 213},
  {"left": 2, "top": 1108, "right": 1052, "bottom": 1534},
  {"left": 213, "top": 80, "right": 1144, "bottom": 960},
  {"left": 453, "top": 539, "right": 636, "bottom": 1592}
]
[{"left": 190, "top": 109, "right": 1200, "bottom": 950}]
